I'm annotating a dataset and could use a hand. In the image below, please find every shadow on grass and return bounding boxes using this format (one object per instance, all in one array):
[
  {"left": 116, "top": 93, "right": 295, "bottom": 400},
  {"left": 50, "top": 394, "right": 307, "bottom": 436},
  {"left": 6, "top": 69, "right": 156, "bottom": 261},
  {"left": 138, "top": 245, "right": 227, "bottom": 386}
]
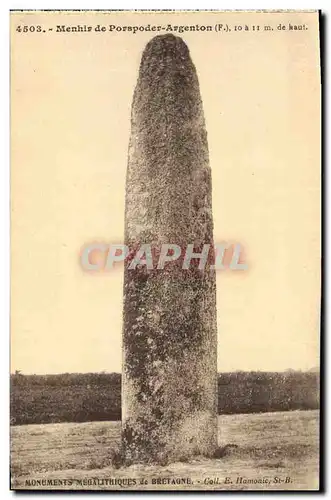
[{"left": 106, "top": 444, "right": 240, "bottom": 470}]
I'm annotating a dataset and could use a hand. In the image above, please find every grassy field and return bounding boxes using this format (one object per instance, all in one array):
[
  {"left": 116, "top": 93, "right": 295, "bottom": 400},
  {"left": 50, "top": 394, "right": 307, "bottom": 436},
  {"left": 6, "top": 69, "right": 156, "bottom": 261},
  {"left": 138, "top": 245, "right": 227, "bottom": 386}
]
[{"left": 11, "top": 410, "right": 319, "bottom": 491}]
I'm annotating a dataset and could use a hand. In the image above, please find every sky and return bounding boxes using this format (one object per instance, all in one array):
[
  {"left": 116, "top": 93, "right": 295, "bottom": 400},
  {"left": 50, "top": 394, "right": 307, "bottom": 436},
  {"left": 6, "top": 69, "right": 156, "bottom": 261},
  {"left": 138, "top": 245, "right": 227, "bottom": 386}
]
[{"left": 11, "top": 10, "right": 321, "bottom": 374}]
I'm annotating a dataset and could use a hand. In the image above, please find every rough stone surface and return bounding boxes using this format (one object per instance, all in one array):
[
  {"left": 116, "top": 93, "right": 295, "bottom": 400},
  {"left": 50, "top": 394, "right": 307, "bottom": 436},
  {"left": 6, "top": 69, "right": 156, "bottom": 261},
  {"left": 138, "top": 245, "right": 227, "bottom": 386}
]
[{"left": 122, "top": 34, "right": 217, "bottom": 464}]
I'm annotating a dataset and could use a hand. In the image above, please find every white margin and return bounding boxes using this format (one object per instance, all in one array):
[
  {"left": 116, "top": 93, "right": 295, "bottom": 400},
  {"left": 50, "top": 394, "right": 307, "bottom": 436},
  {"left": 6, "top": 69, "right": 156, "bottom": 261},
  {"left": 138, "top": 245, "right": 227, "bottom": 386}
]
[{"left": 3, "top": 1, "right": 327, "bottom": 498}]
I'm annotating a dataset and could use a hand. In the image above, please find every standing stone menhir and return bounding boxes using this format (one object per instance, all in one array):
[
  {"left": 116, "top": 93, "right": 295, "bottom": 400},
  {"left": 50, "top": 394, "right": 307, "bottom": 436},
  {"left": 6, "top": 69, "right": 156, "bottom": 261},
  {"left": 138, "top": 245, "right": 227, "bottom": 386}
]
[{"left": 122, "top": 34, "right": 218, "bottom": 464}]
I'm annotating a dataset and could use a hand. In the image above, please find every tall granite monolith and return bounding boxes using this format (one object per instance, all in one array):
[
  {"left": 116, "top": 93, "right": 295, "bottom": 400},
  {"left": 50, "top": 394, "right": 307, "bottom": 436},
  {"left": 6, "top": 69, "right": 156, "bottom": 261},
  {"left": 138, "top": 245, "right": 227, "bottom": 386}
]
[{"left": 122, "top": 34, "right": 217, "bottom": 464}]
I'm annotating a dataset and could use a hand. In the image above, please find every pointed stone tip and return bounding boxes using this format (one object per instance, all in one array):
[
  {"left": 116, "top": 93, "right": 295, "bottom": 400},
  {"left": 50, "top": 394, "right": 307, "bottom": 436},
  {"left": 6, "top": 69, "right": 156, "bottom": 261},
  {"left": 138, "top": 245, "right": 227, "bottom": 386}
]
[
  {"left": 143, "top": 34, "right": 189, "bottom": 57},
  {"left": 139, "top": 34, "right": 193, "bottom": 79},
  {"left": 146, "top": 33, "right": 188, "bottom": 49}
]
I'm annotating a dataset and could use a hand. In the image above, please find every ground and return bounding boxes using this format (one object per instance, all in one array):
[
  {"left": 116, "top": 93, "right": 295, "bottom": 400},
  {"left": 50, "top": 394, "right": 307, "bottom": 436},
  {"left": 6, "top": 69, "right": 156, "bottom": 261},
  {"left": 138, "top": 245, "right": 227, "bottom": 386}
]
[{"left": 11, "top": 410, "right": 319, "bottom": 491}]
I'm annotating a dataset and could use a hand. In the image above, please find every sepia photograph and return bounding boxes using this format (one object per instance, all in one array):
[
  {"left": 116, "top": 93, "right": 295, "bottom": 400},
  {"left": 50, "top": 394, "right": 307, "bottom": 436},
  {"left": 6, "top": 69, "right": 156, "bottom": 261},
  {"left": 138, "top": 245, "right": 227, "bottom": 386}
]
[{"left": 10, "top": 9, "right": 321, "bottom": 491}]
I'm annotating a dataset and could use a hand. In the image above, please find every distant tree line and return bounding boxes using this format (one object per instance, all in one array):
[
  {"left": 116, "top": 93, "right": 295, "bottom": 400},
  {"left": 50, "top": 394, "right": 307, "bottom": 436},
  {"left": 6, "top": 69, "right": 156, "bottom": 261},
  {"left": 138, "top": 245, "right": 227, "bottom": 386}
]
[{"left": 10, "top": 371, "right": 319, "bottom": 426}]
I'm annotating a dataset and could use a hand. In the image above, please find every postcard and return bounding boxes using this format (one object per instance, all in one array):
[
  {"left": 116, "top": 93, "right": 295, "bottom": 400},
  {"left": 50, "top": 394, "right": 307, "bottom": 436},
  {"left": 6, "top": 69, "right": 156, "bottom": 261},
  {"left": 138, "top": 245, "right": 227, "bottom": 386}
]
[{"left": 10, "top": 9, "right": 321, "bottom": 491}]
